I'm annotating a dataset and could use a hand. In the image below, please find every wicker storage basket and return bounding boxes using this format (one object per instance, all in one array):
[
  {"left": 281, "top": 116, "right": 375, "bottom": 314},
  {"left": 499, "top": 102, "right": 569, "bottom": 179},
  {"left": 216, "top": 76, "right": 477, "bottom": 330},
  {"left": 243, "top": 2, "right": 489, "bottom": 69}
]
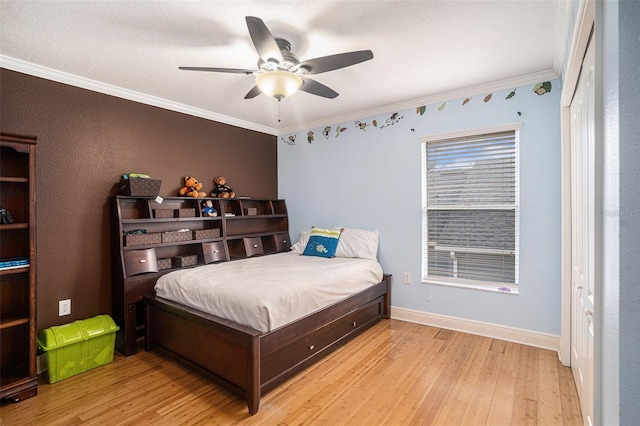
[
  {"left": 176, "top": 208, "right": 196, "bottom": 218},
  {"left": 154, "top": 209, "right": 174, "bottom": 219},
  {"left": 193, "top": 228, "right": 220, "bottom": 240},
  {"left": 157, "top": 258, "right": 172, "bottom": 270},
  {"left": 172, "top": 255, "right": 197, "bottom": 268},
  {"left": 119, "top": 177, "right": 161, "bottom": 196},
  {"left": 161, "top": 231, "right": 192, "bottom": 243},
  {"left": 123, "top": 232, "right": 161, "bottom": 246}
]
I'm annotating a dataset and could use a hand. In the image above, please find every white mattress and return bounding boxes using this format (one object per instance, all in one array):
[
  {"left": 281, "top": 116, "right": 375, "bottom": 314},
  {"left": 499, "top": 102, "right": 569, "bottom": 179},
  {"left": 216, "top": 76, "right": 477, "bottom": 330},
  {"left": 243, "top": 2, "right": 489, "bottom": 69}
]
[{"left": 154, "top": 252, "right": 384, "bottom": 333}]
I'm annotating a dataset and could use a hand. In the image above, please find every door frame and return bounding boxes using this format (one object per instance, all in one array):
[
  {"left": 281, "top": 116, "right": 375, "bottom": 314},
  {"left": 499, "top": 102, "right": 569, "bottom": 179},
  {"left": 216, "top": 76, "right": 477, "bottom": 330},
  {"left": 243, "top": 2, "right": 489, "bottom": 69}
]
[{"left": 559, "top": 0, "right": 594, "bottom": 367}]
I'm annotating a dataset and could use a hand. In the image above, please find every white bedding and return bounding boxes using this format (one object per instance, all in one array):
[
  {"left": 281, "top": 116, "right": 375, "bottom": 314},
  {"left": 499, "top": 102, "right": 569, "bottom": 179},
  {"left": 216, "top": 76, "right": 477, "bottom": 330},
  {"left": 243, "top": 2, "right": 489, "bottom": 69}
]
[{"left": 154, "top": 252, "right": 384, "bottom": 333}]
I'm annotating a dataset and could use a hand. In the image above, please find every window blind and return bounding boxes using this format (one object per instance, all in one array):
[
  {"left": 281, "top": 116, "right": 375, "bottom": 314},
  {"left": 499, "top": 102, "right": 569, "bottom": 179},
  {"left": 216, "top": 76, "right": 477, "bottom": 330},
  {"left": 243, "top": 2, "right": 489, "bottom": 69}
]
[{"left": 422, "top": 130, "right": 519, "bottom": 286}]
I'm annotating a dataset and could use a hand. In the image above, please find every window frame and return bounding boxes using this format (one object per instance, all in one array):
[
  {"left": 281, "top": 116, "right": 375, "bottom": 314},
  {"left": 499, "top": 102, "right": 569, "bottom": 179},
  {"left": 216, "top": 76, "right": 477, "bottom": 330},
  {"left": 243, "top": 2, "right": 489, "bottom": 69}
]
[{"left": 420, "top": 122, "right": 522, "bottom": 294}]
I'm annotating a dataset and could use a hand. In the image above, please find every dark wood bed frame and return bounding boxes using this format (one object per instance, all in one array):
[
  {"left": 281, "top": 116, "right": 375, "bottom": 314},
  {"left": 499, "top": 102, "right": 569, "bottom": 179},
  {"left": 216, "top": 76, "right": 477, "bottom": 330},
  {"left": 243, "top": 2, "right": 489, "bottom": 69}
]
[{"left": 144, "top": 273, "right": 390, "bottom": 415}]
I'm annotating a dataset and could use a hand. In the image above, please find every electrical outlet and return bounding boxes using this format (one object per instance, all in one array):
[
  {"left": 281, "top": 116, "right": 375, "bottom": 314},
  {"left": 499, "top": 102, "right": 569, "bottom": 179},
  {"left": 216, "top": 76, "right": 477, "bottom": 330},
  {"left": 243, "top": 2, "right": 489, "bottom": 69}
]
[
  {"left": 59, "top": 299, "right": 71, "bottom": 316},
  {"left": 403, "top": 272, "right": 411, "bottom": 284}
]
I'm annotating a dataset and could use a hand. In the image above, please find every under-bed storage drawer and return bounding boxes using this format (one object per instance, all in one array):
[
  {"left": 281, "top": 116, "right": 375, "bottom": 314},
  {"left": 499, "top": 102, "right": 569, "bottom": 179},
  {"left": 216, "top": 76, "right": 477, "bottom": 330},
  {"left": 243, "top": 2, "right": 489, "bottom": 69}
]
[{"left": 260, "top": 299, "right": 383, "bottom": 384}]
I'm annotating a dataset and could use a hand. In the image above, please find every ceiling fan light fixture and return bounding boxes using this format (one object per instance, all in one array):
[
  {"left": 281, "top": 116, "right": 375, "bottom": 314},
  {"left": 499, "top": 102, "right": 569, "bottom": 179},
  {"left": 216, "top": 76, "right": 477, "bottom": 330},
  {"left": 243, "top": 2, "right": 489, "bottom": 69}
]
[
  {"left": 255, "top": 70, "right": 303, "bottom": 100},
  {"left": 179, "top": 17, "right": 374, "bottom": 104},
  {"left": 265, "top": 58, "right": 280, "bottom": 70}
]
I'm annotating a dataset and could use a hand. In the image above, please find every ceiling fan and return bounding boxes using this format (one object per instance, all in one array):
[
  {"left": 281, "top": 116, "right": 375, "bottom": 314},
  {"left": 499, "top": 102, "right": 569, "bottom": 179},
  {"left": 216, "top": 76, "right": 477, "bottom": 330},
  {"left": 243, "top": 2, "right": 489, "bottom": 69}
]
[{"left": 179, "top": 16, "right": 374, "bottom": 101}]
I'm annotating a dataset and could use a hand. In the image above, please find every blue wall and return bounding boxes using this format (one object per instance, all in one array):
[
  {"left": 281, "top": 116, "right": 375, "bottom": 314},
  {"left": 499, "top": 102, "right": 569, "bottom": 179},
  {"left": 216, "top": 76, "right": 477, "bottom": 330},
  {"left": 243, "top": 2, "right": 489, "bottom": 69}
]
[{"left": 279, "top": 79, "right": 562, "bottom": 335}]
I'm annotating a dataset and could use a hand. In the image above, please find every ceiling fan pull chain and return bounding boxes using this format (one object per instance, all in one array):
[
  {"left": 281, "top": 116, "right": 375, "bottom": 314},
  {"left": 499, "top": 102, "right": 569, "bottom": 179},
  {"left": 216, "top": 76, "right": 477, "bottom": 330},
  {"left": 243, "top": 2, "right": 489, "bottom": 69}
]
[{"left": 278, "top": 99, "right": 282, "bottom": 122}]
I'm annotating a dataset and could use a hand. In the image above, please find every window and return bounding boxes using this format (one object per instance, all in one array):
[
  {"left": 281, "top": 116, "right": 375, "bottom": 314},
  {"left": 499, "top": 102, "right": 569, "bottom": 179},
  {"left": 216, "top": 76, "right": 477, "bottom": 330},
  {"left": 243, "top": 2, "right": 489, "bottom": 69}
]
[{"left": 421, "top": 123, "right": 521, "bottom": 292}]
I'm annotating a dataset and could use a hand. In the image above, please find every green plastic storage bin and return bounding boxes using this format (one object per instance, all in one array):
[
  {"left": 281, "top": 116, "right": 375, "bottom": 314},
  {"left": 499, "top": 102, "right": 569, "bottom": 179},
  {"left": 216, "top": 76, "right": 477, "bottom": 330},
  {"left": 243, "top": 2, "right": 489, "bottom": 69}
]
[{"left": 36, "top": 314, "right": 120, "bottom": 383}]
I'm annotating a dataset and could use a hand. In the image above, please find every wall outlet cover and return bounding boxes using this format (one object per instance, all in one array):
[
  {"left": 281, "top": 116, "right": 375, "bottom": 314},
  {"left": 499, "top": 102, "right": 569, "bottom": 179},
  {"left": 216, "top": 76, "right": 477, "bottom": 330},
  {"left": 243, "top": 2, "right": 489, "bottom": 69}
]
[{"left": 59, "top": 299, "right": 71, "bottom": 316}]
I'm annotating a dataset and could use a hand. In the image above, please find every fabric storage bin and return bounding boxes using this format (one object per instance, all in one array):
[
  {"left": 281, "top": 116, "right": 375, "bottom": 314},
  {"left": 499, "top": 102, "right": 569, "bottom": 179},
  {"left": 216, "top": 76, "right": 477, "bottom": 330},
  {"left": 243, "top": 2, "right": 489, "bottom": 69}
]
[
  {"left": 172, "top": 254, "right": 197, "bottom": 268},
  {"left": 157, "top": 258, "right": 172, "bottom": 270},
  {"left": 154, "top": 209, "right": 174, "bottom": 218},
  {"left": 244, "top": 208, "right": 258, "bottom": 216},
  {"left": 193, "top": 228, "right": 220, "bottom": 240},
  {"left": 176, "top": 208, "right": 196, "bottom": 218},
  {"left": 119, "top": 177, "right": 161, "bottom": 196},
  {"left": 36, "top": 315, "right": 119, "bottom": 383},
  {"left": 123, "top": 232, "right": 161, "bottom": 246},
  {"left": 161, "top": 230, "right": 192, "bottom": 243}
]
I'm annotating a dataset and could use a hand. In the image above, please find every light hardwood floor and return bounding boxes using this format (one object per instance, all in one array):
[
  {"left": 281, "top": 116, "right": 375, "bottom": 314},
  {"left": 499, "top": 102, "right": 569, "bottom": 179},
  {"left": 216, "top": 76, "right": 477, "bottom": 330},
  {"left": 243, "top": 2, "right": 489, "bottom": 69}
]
[{"left": 0, "top": 320, "right": 582, "bottom": 425}]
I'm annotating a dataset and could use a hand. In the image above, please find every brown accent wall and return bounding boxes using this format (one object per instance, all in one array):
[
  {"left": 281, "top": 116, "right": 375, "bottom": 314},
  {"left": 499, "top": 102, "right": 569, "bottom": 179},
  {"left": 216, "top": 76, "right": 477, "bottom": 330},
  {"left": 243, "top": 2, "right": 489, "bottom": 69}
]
[{"left": 0, "top": 69, "right": 277, "bottom": 331}]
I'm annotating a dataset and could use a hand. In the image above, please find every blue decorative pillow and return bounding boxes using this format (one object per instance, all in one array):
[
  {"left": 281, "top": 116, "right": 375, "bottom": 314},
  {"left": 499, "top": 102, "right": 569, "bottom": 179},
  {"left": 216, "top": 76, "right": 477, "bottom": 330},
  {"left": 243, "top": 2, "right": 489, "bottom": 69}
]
[{"left": 302, "top": 227, "right": 343, "bottom": 258}]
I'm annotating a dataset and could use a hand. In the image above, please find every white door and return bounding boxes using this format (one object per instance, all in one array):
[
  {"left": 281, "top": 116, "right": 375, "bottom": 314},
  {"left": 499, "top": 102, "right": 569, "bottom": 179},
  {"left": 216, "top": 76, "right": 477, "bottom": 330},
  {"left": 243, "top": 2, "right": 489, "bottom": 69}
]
[{"left": 570, "top": 38, "right": 595, "bottom": 426}]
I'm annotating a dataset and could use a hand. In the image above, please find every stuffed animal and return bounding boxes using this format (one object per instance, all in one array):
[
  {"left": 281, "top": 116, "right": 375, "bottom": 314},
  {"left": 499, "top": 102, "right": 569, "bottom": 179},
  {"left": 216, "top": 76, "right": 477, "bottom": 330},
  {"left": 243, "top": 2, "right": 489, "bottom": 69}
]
[
  {"left": 201, "top": 199, "right": 217, "bottom": 217},
  {"left": 179, "top": 176, "right": 206, "bottom": 198},
  {"left": 211, "top": 176, "right": 236, "bottom": 198}
]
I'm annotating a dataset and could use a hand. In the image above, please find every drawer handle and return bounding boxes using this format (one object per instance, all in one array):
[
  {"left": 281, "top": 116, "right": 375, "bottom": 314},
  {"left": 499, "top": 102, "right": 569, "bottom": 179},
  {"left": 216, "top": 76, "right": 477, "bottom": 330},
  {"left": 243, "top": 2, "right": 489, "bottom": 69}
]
[
  {"left": 308, "top": 345, "right": 315, "bottom": 350},
  {"left": 283, "top": 240, "right": 288, "bottom": 244},
  {"left": 253, "top": 244, "right": 258, "bottom": 248},
  {"left": 352, "top": 321, "right": 357, "bottom": 327},
  {"left": 139, "top": 259, "right": 146, "bottom": 263},
  {"left": 213, "top": 250, "right": 219, "bottom": 253}
]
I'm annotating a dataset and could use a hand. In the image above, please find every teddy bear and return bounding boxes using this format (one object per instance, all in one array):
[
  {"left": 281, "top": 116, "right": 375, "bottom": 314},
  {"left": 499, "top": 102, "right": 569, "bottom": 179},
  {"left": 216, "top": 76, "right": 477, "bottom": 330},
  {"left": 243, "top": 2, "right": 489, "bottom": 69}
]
[
  {"left": 211, "top": 176, "right": 236, "bottom": 198},
  {"left": 201, "top": 199, "right": 217, "bottom": 217},
  {"left": 179, "top": 176, "right": 206, "bottom": 198}
]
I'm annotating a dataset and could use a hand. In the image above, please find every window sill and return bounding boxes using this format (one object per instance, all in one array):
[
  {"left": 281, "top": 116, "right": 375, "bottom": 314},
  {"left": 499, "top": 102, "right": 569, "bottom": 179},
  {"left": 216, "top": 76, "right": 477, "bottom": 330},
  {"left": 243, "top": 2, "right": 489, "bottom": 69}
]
[{"left": 421, "top": 278, "right": 519, "bottom": 295}]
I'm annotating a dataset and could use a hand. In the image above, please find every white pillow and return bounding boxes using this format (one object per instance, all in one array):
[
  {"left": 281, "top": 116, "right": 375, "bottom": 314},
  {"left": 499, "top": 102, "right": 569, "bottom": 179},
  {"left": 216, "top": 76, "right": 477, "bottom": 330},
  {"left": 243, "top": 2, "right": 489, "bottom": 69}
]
[
  {"left": 290, "top": 230, "right": 311, "bottom": 254},
  {"left": 290, "top": 228, "right": 379, "bottom": 260},
  {"left": 335, "top": 228, "right": 379, "bottom": 259}
]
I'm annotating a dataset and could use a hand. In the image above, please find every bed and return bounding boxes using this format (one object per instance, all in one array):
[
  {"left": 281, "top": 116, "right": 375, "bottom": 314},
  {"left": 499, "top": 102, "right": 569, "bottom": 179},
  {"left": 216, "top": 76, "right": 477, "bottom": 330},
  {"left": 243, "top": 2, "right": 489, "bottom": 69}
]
[{"left": 144, "top": 228, "right": 390, "bottom": 415}]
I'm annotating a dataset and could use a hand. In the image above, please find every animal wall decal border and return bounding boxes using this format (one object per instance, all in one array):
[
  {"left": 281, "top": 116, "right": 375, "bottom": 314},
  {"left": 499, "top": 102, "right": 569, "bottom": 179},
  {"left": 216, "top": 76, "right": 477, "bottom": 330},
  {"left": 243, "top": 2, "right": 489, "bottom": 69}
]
[{"left": 282, "top": 81, "right": 552, "bottom": 146}]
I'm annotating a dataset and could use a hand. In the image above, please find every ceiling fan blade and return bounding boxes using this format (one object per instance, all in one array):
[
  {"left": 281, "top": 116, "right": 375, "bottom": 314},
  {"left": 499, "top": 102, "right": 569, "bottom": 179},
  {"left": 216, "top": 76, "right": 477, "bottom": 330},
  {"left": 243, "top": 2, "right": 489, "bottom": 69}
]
[
  {"left": 244, "top": 85, "right": 262, "bottom": 99},
  {"left": 299, "top": 77, "right": 339, "bottom": 99},
  {"left": 300, "top": 50, "right": 374, "bottom": 75},
  {"left": 179, "top": 66, "right": 255, "bottom": 75},
  {"left": 245, "top": 16, "right": 284, "bottom": 65}
]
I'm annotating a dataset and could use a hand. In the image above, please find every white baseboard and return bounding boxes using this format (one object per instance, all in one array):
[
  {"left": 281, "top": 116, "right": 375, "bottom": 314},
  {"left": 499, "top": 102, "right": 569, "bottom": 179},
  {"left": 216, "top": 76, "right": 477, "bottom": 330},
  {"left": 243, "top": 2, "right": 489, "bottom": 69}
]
[{"left": 391, "top": 306, "right": 560, "bottom": 353}]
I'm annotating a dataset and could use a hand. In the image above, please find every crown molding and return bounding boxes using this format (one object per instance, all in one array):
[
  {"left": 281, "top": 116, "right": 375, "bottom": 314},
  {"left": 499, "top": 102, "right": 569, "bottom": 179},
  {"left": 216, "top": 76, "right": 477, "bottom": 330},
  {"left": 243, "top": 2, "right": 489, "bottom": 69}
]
[
  {"left": 1, "top": 55, "right": 557, "bottom": 138},
  {"left": 0, "top": 55, "right": 279, "bottom": 136},
  {"left": 277, "top": 69, "right": 559, "bottom": 135},
  {"left": 552, "top": 0, "right": 574, "bottom": 78}
]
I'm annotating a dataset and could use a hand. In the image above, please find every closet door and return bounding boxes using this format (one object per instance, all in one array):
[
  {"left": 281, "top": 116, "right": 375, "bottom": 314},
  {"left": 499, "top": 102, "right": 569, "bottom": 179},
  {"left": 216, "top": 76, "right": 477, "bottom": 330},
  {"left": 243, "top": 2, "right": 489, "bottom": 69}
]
[{"left": 570, "top": 38, "right": 595, "bottom": 426}]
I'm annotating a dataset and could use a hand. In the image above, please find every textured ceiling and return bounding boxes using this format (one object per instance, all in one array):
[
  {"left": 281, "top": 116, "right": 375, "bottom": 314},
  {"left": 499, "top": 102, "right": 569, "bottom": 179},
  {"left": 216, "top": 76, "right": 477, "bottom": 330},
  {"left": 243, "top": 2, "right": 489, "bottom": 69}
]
[{"left": 0, "top": 1, "right": 562, "bottom": 135}]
